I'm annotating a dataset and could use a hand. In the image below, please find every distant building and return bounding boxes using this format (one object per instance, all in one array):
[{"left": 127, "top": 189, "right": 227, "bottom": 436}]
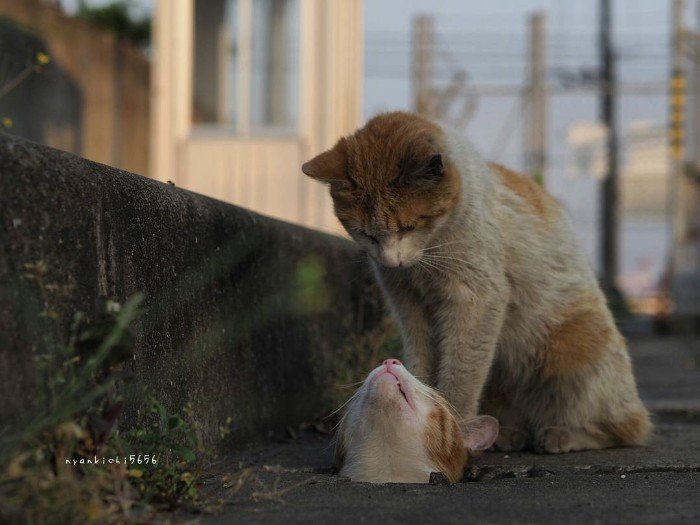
[
  {"left": 150, "top": 0, "right": 364, "bottom": 232},
  {"left": 565, "top": 121, "right": 669, "bottom": 216},
  {"left": 620, "top": 122, "right": 669, "bottom": 216},
  {"left": 566, "top": 121, "right": 607, "bottom": 181},
  {"left": 565, "top": 120, "right": 670, "bottom": 301},
  {"left": 0, "top": 0, "right": 150, "bottom": 175}
]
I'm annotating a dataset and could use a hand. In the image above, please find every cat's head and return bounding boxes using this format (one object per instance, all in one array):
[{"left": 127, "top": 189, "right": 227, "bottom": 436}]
[
  {"left": 335, "top": 358, "right": 499, "bottom": 483},
  {"left": 302, "top": 112, "right": 461, "bottom": 268}
]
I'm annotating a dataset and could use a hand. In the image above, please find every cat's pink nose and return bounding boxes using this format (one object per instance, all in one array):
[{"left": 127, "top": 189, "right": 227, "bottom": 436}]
[{"left": 383, "top": 358, "right": 402, "bottom": 369}]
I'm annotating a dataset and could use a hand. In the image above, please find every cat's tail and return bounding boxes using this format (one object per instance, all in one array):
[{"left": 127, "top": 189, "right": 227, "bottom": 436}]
[{"left": 599, "top": 408, "right": 652, "bottom": 446}]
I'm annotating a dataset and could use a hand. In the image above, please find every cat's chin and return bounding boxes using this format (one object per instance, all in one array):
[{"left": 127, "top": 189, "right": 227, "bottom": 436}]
[
  {"left": 371, "top": 257, "right": 420, "bottom": 269},
  {"left": 378, "top": 262, "right": 409, "bottom": 269}
]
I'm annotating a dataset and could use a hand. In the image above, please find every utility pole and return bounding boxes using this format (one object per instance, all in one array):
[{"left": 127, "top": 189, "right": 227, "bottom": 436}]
[
  {"left": 670, "top": 0, "right": 700, "bottom": 318},
  {"left": 524, "top": 11, "right": 548, "bottom": 183},
  {"left": 689, "top": 1, "right": 700, "bottom": 262},
  {"left": 670, "top": 0, "right": 686, "bottom": 169},
  {"left": 599, "top": 0, "right": 620, "bottom": 299},
  {"left": 670, "top": 0, "right": 686, "bottom": 273},
  {"left": 411, "top": 14, "right": 435, "bottom": 116}
]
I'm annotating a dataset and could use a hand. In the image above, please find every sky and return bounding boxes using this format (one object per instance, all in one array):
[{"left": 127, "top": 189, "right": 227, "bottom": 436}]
[
  {"left": 61, "top": 0, "right": 154, "bottom": 17},
  {"left": 364, "top": 0, "right": 672, "bottom": 162}
]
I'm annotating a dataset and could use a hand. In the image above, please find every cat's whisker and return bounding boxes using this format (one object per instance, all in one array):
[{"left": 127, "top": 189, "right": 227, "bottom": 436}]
[
  {"left": 331, "top": 414, "right": 346, "bottom": 433},
  {"left": 421, "top": 253, "right": 471, "bottom": 264},
  {"left": 418, "top": 258, "right": 453, "bottom": 276},
  {"left": 416, "top": 261, "right": 435, "bottom": 275},
  {"left": 420, "top": 254, "right": 456, "bottom": 268},
  {"left": 336, "top": 379, "right": 368, "bottom": 388},
  {"left": 423, "top": 253, "right": 462, "bottom": 260},
  {"left": 424, "top": 258, "right": 454, "bottom": 272},
  {"left": 413, "top": 383, "right": 462, "bottom": 417},
  {"left": 421, "top": 253, "right": 487, "bottom": 275},
  {"left": 421, "top": 240, "right": 468, "bottom": 252},
  {"left": 417, "top": 258, "right": 448, "bottom": 275},
  {"left": 420, "top": 259, "right": 470, "bottom": 271},
  {"left": 325, "top": 386, "right": 364, "bottom": 420}
]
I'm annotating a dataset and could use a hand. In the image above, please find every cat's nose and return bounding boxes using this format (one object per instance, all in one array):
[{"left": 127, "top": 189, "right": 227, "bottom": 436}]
[{"left": 383, "top": 358, "right": 402, "bottom": 369}]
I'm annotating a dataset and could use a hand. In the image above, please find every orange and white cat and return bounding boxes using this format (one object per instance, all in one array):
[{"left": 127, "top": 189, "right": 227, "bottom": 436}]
[
  {"left": 336, "top": 358, "right": 498, "bottom": 483},
  {"left": 303, "top": 111, "right": 651, "bottom": 453}
]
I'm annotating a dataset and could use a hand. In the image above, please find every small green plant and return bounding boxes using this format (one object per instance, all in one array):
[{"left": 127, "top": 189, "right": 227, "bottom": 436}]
[
  {"left": 0, "top": 295, "right": 143, "bottom": 523},
  {"left": 0, "top": 51, "right": 52, "bottom": 130},
  {"left": 0, "top": 295, "right": 142, "bottom": 465},
  {"left": 0, "top": 295, "right": 213, "bottom": 522},
  {"left": 117, "top": 399, "right": 204, "bottom": 508},
  {"left": 75, "top": 0, "right": 151, "bottom": 48}
]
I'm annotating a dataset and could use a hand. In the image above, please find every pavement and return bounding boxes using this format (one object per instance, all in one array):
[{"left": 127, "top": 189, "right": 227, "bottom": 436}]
[{"left": 199, "top": 330, "right": 700, "bottom": 524}]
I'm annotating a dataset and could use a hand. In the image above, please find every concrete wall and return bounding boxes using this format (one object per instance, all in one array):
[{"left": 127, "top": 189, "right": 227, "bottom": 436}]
[
  {"left": 0, "top": 0, "right": 150, "bottom": 176},
  {"left": 0, "top": 135, "right": 389, "bottom": 449}
]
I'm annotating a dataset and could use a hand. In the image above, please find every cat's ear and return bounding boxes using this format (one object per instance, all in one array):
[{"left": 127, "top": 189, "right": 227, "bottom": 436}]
[
  {"left": 426, "top": 153, "right": 444, "bottom": 179},
  {"left": 462, "top": 415, "right": 499, "bottom": 452},
  {"left": 302, "top": 139, "right": 348, "bottom": 183},
  {"left": 394, "top": 152, "right": 445, "bottom": 188}
]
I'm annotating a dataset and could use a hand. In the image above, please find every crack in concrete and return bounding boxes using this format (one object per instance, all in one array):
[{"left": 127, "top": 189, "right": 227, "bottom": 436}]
[{"left": 465, "top": 463, "right": 700, "bottom": 481}]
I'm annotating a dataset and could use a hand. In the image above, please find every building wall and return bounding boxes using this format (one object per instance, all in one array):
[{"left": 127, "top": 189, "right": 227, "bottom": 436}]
[
  {"left": 182, "top": 135, "right": 307, "bottom": 223},
  {"left": 0, "top": 0, "right": 150, "bottom": 176},
  {"left": 151, "top": 0, "right": 363, "bottom": 233},
  {"left": 620, "top": 123, "right": 669, "bottom": 216}
]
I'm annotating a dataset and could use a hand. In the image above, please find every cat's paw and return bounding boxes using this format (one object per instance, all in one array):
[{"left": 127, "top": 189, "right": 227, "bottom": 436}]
[
  {"left": 493, "top": 427, "right": 529, "bottom": 452},
  {"left": 534, "top": 427, "right": 572, "bottom": 454}
]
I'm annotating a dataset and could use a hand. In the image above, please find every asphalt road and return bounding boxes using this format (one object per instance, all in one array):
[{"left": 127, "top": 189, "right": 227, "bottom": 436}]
[{"left": 201, "top": 332, "right": 700, "bottom": 524}]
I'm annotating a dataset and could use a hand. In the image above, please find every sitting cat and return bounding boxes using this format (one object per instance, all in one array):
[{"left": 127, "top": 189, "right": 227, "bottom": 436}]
[
  {"left": 336, "top": 358, "right": 498, "bottom": 483},
  {"left": 303, "top": 111, "right": 651, "bottom": 453}
]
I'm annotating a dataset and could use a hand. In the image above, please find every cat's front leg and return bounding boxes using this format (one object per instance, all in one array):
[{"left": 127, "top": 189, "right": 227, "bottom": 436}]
[
  {"left": 391, "top": 293, "right": 435, "bottom": 384},
  {"left": 436, "top": 285, "right": 507, "bottom": 424},
  {"left": 377, "top": 272, "right": 436, "bottom": 384}
]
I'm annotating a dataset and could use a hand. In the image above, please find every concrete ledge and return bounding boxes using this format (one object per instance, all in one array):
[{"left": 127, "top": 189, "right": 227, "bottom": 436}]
[{"left": 0, "top": 134, "right": 388, "bottom": 449}]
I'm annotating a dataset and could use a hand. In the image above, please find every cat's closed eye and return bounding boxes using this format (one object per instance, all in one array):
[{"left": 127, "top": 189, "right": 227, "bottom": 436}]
[
  {"left": 399, "top": 225, "right": 415, "bottom": 233},
  {"left": 359, "top": 231, "right": 379, "bottom": 244}
]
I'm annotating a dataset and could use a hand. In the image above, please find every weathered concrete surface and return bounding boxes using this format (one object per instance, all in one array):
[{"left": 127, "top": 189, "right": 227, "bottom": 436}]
[
  {"left": 206, "top": 469, "right": 699, "bottom": 524},
  {"left": 0, "top": 134, "right": 388, "bottom": 448},
  {"left": 203, "top": 334, "right": 700, "bottom": 524}
]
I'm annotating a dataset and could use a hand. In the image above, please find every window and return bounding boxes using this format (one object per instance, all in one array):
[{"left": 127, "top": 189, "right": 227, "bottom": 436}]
[{"left": 192, "top": 0, "right": 300, "bottom": 134}]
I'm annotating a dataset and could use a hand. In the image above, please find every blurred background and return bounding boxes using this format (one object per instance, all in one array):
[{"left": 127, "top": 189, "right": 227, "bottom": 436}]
[{"left": 1, "top": 0, "right": 698, "bottom": 324}]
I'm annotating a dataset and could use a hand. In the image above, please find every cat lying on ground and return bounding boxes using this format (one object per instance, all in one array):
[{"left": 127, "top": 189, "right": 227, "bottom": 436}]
[
  {"left": 303, "top": 111, "right": 650, "bottom": 454},
  {"left": 336, "top": 358, "right": 498, "bottom": 483}
]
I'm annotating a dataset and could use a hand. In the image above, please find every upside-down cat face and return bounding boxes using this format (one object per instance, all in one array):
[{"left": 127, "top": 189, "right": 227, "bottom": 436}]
[
  {"left": 335, "top": 359, "right": 499, "bottom": 483},
  {"left": 302, "top": 112, "right": 461, "bottom": 268}
]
